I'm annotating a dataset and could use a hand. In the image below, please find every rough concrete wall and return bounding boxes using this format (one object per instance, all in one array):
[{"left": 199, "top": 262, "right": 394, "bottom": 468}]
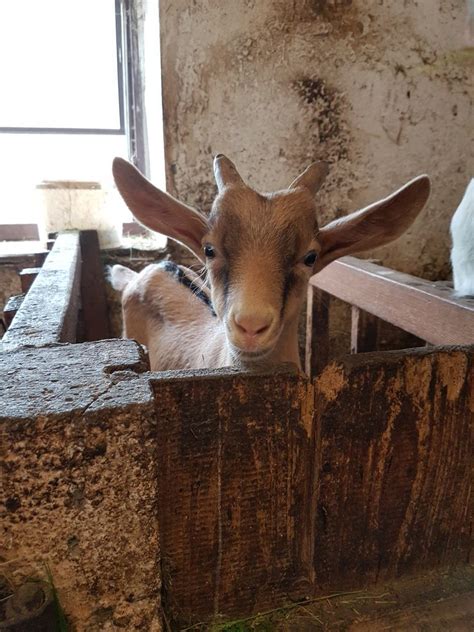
[
  {"left": 160, "top": 0, "right": 472, "bottom": 280},
  {"left": 1, "top": 341, "right": 162, "bottom": 631}
]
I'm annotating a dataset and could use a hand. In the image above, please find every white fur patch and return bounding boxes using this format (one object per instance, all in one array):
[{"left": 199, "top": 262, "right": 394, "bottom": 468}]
[
  {"left": 450, "top": 179, "right": 474, "bottom": 297},
  {"left": 109, "top": 264, "right": 137, "bottom": 292}
]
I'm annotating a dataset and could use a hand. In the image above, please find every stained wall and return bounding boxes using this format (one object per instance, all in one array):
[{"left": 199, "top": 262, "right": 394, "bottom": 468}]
[{"left": 159, "top": 0, "right": 473, "bottom": 279}]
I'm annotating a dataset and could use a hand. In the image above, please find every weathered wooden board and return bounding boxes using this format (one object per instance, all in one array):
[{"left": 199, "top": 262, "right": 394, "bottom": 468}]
[
  {"left": 151, "top": 366, "right": 315, "bottom": 625},
  {"left": 271, "top": 567, "right": 474, "bottom": 631},
  {"left": 79, "top": 230, "right": 110, "bottom": 341},
  {"left": 305, "top": 285, "right": 330, "bottom": 376},
  {"left": 313, "top": 345, "right": 473, "bottom": 588},
  {"left": 310, "top": 257, "right": 474, "bottom": 345},
  {"left": 350, "top": 305, "right": 379, "bottom": 354},
  {"left": 1, "top": 232, "right": 81, "bottom": 351},
  {"left": 151, "top": 345, "right": 472, "bottom": 626}
]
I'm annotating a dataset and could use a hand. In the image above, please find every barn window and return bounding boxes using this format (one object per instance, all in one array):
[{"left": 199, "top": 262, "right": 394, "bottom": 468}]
[{"left": 0, "top": 0, "right": 163, "bottom": 242}]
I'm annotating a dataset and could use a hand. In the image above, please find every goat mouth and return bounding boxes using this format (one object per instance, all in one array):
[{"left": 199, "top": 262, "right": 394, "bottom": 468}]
[{"left": 230, "top": 346, "right": 273, "bottom": 361}]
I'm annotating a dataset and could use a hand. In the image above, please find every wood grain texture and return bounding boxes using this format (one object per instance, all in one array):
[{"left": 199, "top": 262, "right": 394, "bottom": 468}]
[
  {"left": 150, "top": 346, "right": 472, "bottom": 625},
  {"left": 310, "top": 257, "right": 474, "bottom": 345},
  {"left": 151, "top": 367, "right": 315, "bottom": 625},
  {"left": 351, "top": 306, "right": 379, "bottom": 354},
  {"left": 305, "top": 286, "right": 330, "bottom": 377},
  {"left": 313, "top": 345, "right": 473, "bottom": 588},
  {"left": 79, "top": 230, "right": 110, "bottom": 341}
]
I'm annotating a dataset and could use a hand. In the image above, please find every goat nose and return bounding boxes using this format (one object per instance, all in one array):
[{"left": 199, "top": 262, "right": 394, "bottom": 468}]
[{"left": 234, "top": 312, "right": 273, "bottom": 337}]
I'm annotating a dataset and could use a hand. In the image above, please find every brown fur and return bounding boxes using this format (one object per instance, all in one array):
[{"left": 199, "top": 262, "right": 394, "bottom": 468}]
[{"left": 111, "top": 156, "right": 430, "bottom": 371}]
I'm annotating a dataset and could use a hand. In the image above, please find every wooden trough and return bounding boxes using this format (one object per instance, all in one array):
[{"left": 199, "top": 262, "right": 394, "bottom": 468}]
[{"left": 1, "top": 231, "right": 473, "bottom": 630}]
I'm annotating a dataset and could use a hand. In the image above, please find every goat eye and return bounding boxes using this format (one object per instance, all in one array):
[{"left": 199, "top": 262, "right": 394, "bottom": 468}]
[
  {"left": 204, "top": 244, "right": 216, "bottom": 259},
  {"left": 303, "top": 250, "right": 318, "bottom": 267}
]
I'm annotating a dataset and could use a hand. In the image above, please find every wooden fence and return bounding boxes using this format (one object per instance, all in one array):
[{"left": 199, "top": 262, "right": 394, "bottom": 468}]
[
  {"left": 1, "top": 235, "right": 473, "bottom": 628},
  {"left": 306, "top": 256, "right": 474, "bottom": 376}
]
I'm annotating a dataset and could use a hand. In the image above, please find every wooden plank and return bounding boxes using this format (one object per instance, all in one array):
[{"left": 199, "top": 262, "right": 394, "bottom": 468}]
[
  {"left": 1, "top": 232, "right": 81, "bottom": 351},
  {"left": 0, "top": 250, "right": 48, "bottom": 266},
  {"left": 3, "top": 294, "right": 25, "bottom": 329},
  {"left": 151, "top": 366, "right": 315, "bottom": 625},
  {"left": 305, "top": 285, "right": 330, "bottom": 377},
  {"left": 351, "top": 306, "right": 379, "bottom": 354},
  {"left": 348, "top": 592, "right": 474, "bottom": 631},
  {"left": 313, "top": 345, "right": 473, "bottom": 588},
  {"left": 19, "top": 267, "right": 41, "bottom": 293},
  {"left": 79, "top": 230, "right": 110, "bottom": 341},
  {"left": 0, "top": 223, "right": 39, "bottom": 241},
  {"left": 270, "top": 568, "right": 474, "bottom": 631},
  {"left": 150, "top": 345, "right": 473, "bottom": 624},
  {"left": 122, "top": 221, "right": 147, "bottom": 236},
  {"left": 310, "top": 257, "right": 474, "bottom": 345}
]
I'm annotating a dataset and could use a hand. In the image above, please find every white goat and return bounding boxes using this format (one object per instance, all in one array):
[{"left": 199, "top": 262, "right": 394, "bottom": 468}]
[
  {"left": 450, "top": 179, "right": 474, "bottom": 297},
  {"left": 111, "top": 155, "right": 430, "bottom": 371}
]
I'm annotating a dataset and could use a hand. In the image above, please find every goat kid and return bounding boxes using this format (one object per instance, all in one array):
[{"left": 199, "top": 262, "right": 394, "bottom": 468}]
[{"left": 111, "top": 156, "right": 430, "bottom": 371}]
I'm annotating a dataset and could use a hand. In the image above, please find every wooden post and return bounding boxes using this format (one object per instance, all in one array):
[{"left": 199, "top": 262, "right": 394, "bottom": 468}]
[
  {"left": 152, "top": 367, "right": 316, "bottom": 625},
  {"left": 305, "top": 285, "right": 330, "bottom": 378},
  {"left": 350, "top": 305, "right": 380, "bottom": 354},
  {"left": 79, "top": 230, "right": 110, "bottom": 341}
]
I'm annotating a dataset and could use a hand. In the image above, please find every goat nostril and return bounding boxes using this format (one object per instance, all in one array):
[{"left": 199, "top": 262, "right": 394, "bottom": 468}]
[{"left": 233, "top": 313, "right": 273, "bottom": 337}]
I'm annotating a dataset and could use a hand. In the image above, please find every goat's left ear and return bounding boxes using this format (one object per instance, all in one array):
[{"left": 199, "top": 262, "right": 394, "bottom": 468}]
[{"left": 315, "top": 175, "right": 431, "bottom": 271}]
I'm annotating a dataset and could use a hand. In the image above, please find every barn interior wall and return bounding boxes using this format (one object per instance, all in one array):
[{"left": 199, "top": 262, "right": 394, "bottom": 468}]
[{"left": 159, "top": 0, "right": 472, "bottom": 281}]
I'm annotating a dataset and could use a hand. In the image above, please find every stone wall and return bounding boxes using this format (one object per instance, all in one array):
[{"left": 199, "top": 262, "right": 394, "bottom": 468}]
[{"left": 1, "top": 341, "right": 162, "bottom": 631}]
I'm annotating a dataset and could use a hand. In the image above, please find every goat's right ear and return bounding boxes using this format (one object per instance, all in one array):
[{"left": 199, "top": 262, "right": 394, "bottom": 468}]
[
  {"left": 112, "top": 158, "right": 209, "bottom": 262},
  {"left": 289, "top": 161, "right": 329, "bottom": 196}
]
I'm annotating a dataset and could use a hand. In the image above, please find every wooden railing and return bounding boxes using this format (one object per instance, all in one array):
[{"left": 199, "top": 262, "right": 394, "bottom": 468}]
[{"left": 306, "top": 256, "right": 474, "bottom": 377}]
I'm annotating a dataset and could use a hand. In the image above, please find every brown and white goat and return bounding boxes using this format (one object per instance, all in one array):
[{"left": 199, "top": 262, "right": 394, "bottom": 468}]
[{"left": 111, "top": 156, "right": 430, "bottom": 371}]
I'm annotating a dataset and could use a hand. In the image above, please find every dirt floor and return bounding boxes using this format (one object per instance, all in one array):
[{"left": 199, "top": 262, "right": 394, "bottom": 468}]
[{"left": 180, "top": 567, "right": 474, "bottom": 631}]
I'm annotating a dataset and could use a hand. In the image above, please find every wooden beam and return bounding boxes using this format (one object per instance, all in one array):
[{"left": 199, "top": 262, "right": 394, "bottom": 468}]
[
  {"left": 122, "top": 221, "right": 147, "bottom": 236},
  {"left": 0, "top": 223, "right": 40, "bottom": 241},
  {"left": 310, "top": 257, "right": 474, "bottom": 345},
  {"left": 305, "top": 285, "right": 330, "bottom": 377},
  {"left": 79, "top": 230, "right": 110, "bottom": 341},
  {"left": 151, "top": 366, "right": 315, "bottom": 625},
  {"left": 1, "top": 232, "right": 81, "bottom": 351},
  {"left": 0, "top": 251, "right": 48, "bottom": 267}
]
